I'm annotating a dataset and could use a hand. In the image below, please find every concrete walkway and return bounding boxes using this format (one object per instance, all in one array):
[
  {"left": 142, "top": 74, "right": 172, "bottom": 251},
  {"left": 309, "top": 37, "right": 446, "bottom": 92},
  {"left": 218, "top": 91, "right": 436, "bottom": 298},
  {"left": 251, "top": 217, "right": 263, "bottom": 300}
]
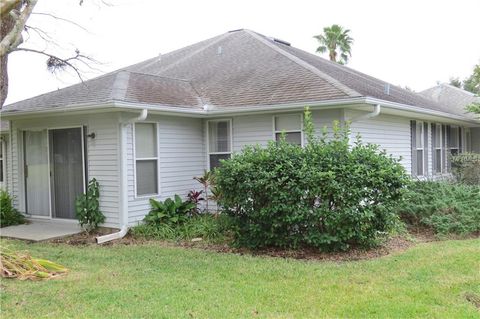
[{"left": 0, "top": 219, "right": 82, "bottom": 241}]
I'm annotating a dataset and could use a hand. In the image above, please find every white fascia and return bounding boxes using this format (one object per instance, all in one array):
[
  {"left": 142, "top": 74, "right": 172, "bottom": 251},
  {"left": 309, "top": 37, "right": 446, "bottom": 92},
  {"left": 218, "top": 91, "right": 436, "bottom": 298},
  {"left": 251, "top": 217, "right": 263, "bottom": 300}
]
[{"left": 2, "top": 97, "right": 479, "bottom": 126}]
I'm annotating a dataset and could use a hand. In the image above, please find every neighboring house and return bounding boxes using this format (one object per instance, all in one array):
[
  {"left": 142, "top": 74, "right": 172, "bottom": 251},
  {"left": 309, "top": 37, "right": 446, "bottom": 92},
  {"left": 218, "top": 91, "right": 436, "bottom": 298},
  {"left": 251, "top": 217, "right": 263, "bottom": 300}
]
[
  {"left": 421, "top": 83, "right": 480, "bottom": 153},
  {"left": 1, "top": 29, "right": 479, "bottom": 228}
]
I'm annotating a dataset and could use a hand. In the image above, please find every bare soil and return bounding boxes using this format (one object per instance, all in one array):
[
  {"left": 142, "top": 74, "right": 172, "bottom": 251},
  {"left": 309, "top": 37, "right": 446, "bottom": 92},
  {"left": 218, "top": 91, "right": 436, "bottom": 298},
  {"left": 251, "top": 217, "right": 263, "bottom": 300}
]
[{"left": 46, "top": 228, "right": 435, "bottom": 262}]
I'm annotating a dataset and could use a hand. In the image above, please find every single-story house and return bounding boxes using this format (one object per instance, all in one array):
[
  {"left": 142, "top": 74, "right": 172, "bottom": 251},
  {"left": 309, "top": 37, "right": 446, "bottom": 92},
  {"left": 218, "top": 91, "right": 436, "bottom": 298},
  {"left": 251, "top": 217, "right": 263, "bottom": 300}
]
[{"left": 1, "top": 29, "right": 479, "bottom": 229}]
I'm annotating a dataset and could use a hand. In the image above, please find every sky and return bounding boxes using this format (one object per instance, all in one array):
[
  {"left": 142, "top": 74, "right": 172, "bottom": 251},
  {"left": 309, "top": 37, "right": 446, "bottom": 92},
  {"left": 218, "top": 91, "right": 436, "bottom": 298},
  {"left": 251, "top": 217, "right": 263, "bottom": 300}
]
[{"left": 5, "top": 0, "right": 480, "bottom": 104}]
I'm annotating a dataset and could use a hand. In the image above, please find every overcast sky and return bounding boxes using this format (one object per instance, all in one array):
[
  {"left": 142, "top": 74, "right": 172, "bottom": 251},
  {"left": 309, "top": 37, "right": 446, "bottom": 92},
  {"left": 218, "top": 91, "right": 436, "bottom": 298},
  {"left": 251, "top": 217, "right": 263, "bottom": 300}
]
[{"left": 5, "top": 0, "right": 480, "bottom": 104}]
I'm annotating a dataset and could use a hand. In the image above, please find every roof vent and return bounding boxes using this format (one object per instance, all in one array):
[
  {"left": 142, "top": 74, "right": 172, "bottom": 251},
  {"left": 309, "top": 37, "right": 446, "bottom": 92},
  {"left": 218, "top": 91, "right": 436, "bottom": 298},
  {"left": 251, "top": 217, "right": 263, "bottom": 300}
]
[
  {"left": 273, "top": 38, "right": 291, "bottom": 46},
  {"left": 384, "top": 83, "right": 390, "bottom": 95},
  {"left": 228, "top": 28, "right": 244, "bottom": 33}
]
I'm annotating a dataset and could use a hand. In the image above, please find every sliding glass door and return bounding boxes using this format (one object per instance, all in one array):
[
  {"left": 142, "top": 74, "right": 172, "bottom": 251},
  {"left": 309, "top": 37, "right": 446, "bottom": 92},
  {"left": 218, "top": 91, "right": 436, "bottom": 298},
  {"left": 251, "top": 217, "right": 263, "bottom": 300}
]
[{"left": 24, "top": 130, "right": 50, "bottom": 216}]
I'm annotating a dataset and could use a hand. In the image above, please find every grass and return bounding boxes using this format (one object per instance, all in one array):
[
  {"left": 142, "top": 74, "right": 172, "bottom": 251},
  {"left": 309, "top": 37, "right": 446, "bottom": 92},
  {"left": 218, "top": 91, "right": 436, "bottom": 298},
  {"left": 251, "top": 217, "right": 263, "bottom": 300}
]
[{"left": 1, "top": 238, "right": 479, "bottom": 318}]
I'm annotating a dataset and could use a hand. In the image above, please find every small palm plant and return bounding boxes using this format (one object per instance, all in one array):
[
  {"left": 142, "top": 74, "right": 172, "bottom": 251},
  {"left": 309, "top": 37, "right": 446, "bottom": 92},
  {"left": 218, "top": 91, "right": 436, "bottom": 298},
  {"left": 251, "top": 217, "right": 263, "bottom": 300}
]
[
  {"left": 314, "top": 24, "right": 353, "bottom": 64},
  {"left": 193, "top": 170, "right": 215, "bottom": 212}
]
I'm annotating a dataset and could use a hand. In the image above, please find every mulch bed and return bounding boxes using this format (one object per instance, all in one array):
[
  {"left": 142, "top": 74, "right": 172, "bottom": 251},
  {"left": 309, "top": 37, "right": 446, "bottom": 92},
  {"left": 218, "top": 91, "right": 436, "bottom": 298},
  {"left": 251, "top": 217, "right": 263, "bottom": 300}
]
[{"left": 47, "top": 228, "right": 426, "bottom": 262}]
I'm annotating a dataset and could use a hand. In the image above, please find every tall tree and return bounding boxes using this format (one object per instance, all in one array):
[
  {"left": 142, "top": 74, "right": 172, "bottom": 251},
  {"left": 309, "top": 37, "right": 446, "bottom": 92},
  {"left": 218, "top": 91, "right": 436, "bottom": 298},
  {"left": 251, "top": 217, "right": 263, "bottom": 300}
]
[
  {"left": 449, "top": 63, "right": 480, "bottom": 95},
  {"left": 313, "top": 24, "right": 353, "bottom": 64},
  {"left": 463, "top": 64, "right": 480, "bottom": 95},
  {"left": 449, "top": 77, "right": 462, "bottom": 88},
  {"left": 0, "top": 0, "right": 37, "bottom": 107},
  {"left": 0, "top": 0, "right": 99, "bottom": 107}
]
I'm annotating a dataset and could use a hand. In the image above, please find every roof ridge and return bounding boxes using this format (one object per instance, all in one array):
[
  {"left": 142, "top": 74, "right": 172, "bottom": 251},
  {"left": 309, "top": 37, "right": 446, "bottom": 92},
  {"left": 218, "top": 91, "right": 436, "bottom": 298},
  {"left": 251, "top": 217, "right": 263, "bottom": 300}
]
[
  {"left": 243, "top": 30, "right": 361, "bottom": 98},
  {"left": 110, "top": 71, "right": 130, "bottom": 100},
  {"left": 281, "top": 44, "right": 436, "bottom": 100}
]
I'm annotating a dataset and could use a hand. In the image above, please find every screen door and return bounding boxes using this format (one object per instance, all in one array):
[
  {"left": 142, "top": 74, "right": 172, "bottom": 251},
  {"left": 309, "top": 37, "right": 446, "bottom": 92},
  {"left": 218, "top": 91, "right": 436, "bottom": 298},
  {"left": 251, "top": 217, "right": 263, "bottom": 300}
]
[{"left": 50, "top": 128, "right": 85, "bottom": 219}]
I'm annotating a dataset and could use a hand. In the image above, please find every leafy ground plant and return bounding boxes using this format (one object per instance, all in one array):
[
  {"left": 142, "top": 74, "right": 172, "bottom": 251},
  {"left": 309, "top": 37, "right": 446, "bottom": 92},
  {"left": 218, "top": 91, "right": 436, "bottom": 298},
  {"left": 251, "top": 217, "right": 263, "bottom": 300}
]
[
  {"left": 0, "top": 245, "right": 67, "bottom": 280},
  {"left": 75, "top": 178, "right": 105, "bottom": 232},
  {"left": 0, "top": 190, "right": 26, "bottom": 228},
  {"left": 144, "top": 195, "right": 196, "bottom": 226},
  {"left": 451, "top": 153, "right": 480, "bottom": 185},
  {"left": 132, "top": 214, "right": 232, "bottom": 243},
  {"left": 397, "top": 181, "right": 480, "bottom": 236}
]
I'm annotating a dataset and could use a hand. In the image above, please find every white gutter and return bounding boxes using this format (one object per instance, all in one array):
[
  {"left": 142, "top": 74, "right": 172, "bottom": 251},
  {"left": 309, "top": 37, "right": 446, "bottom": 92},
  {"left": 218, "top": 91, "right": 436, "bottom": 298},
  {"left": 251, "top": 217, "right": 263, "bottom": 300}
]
[
  {"left": 2, "top": 96, "right": 478, "bottom": 124},
  {"left": 350, "top": 104, "right": 381, "bottom": 122},
  {"left": 96, "top": 108, "right": 148, "bottom": 244},
  {"left": 364, "top": 97, "right": 479, "bottom": 124}
]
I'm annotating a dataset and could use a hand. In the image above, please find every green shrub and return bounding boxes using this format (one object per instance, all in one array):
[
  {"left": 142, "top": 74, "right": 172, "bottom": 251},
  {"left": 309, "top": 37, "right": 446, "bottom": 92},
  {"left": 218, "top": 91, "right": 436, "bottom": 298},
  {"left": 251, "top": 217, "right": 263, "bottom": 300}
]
[
  {"left": 215, "top": 109, "right": 409, "bottom": 251},
  {"left": 144, "top": 195, "right": 196, "bottom": 226},
  {"left": 397, "top": 181, "right": 480, "bottom": 236},
  {"left": 75, "top": 178, "right": 105, "bottom": 233},
  {"left": 132, "top": 214, "right": 232, "bottom": 243},
  {"left": 451, "top": 153, "right": 480, "bottom": 185},
  {"left": 0, "top": 190, "right": 26, "bottom": 228}
]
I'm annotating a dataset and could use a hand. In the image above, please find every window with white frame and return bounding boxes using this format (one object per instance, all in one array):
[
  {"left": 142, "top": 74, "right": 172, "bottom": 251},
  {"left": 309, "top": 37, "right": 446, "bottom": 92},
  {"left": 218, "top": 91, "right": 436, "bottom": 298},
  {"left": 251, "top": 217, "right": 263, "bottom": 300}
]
[
  {"left": 135, "top": 123, "right": 158, "bottom": 196},
  {"left": 449, "top": 126, "right": 460, "bottom": 156},
  {"left": 415, "top": 121, "right": 425, "bottom": 176},
  {"left": 434, "top": 124, "right": 443, "bottom": 174},
  {"left": 274, "top": 114, "right": 302, "bottom": 145},
  {"left": 208, "top": 120, "right": 231, "bottom": 170},
  {"left": 0, "top": 139, "right": 5, "bottom": 185}
]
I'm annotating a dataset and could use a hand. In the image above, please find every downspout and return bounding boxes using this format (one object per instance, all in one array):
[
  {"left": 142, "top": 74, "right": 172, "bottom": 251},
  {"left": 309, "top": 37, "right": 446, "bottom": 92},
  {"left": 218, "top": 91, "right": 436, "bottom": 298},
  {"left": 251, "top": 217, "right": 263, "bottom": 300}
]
[
  {"left": 350, "top": 104, "right": 381, "bottom": 122},
  {"left": 96, "top": 109, "right": 148, "bottom": 244}
]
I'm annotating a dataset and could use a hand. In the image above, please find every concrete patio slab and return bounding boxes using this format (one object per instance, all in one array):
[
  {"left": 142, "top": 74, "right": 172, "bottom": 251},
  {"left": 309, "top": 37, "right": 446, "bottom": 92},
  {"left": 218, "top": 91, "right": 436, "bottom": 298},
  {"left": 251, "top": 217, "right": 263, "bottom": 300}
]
[{"left": 0, "top": 219, "right": 82, "bottom": 241}]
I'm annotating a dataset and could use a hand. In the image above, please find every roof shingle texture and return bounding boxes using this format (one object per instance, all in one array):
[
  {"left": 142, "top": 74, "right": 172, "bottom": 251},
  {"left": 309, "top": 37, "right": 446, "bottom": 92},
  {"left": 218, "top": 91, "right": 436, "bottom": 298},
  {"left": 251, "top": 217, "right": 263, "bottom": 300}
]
[
  {"left": 2, "top": 29, "right": 474, "bottom": 121},
  {"left": 420, "top": 84, "right": 479, "bottom": 119}
]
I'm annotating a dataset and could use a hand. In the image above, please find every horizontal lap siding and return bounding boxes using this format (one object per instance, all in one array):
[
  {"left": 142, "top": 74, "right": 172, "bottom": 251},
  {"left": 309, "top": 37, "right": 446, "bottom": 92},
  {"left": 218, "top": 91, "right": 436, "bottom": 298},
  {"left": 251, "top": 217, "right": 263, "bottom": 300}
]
[
  {"left": 127, "top": 116, "right": 205, "bottom": 225},
  {"left": 232, "top": 114, "right": 274, "bottom": 152},
  {"left": 230, "top": 109, "right": 341, "bottom": 152},
  {"left": 86, "top": 116, "right": 120, "bottom": 227},
  {"left": 311, "top": 109, "right": 342, "bottom": 140},
  {"left": 9, "top": 114, "right": 120, "bottom": 227},
  {"left": 346, "top": 111, "right": 412, "bottom": 174}
]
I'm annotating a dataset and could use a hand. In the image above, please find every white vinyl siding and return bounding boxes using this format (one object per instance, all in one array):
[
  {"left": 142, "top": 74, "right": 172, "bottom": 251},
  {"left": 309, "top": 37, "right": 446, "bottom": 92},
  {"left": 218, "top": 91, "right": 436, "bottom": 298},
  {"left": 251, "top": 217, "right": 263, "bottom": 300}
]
[
  {"left": 229, "top": 109, "right": 340, "bottom": 153},
  {"left": 232, "top": 114, "right": 276, "bottom": 152},
  {"left": 346, "top": 111, "right": 411, "bottom": 174},
  {"left": 8, "top": 113, "right": 120, "bottom": 227},
  {"left": 127, "top": 116, "right": 205, "bottom": 224}
]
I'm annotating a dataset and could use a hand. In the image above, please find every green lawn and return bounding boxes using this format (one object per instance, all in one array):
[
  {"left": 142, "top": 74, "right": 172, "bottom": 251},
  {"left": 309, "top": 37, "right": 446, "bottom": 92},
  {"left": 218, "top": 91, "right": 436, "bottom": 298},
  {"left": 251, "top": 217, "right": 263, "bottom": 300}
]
[{"left": 1, "top": 238, "right": 479, "bottom": 318}]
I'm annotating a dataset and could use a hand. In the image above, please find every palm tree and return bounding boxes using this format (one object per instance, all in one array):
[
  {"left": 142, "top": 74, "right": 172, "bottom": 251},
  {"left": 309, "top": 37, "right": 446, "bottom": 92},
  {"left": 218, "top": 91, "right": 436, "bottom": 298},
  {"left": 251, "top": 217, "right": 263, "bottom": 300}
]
[{"left": 313, "top": 25, "right": 353, "bottom": 64}]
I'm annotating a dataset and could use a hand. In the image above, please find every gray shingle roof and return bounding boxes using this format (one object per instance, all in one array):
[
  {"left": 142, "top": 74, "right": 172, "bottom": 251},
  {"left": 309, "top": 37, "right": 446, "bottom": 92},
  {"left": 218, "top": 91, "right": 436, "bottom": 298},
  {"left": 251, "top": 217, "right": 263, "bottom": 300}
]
[
  {"left": 2, "top": 29, "right": 475, "bottom": 121},
  {"left": 420, "top": 84, "right": 479, "bottom": 119}
]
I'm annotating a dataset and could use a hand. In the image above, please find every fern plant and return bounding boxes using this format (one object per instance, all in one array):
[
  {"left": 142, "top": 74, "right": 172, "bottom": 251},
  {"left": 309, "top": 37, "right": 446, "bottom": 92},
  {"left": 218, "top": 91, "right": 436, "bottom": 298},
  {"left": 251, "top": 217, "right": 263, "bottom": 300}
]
[{"left": 75, "top": 178, "right": 105, "bottom": 233}]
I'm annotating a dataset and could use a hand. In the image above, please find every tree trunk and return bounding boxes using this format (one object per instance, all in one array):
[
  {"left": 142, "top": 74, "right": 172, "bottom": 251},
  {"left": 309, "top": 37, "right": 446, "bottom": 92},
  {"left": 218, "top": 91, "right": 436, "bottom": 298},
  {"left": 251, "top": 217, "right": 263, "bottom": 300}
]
[
  {"left": 329, "top": 50, "right": 336, "bottom": 62},
  {"left": 0, "top": 3, "right": 19, "bottom": 108}
]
